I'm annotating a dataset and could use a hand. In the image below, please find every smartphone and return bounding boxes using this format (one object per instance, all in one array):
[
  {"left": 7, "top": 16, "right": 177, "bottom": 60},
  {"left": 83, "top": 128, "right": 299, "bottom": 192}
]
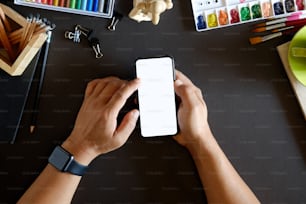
[{"left": 136, "top": 56, "right": 177, "bottom": 137}]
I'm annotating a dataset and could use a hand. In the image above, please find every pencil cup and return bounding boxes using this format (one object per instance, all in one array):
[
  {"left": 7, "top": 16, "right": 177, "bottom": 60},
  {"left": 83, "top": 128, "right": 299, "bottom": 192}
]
[{"left": 0, "top": 3, "right": 47, "bottom": 76}]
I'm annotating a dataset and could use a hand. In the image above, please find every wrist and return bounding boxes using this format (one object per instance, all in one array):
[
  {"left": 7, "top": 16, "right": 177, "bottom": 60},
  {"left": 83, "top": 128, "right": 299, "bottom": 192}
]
[
  {"left": 61, "top": 137, "right": 98, "bottom": 166},
  {"left": 187, "top": 131, "right": 219, "bottom": 159}
]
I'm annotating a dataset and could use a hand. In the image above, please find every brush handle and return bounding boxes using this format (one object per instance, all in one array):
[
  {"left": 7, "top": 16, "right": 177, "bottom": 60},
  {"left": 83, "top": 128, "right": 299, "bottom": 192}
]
[
  {"left": 286, "top": 18, "right": 306, "bottom": 26},
  {"left": 262, "top": 32, "right": 283, "bottom": 42}
]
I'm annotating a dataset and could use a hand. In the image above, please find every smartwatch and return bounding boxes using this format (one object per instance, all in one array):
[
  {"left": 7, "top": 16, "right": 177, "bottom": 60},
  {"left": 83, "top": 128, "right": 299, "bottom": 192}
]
[{"left": 48, "top": 145, "right": 88, "bottom": 176}]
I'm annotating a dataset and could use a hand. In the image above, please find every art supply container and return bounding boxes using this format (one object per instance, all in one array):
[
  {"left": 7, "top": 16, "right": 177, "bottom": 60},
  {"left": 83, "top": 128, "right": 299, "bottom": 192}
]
[
  {"left": 191, "top": 0, "right": 306, "bottom": 31},
  {"left": 0, "top": 3, "right": 47, "bottom": 76},
  {"left": 14, "top": 0, "right": 115, "bottom": 18}
]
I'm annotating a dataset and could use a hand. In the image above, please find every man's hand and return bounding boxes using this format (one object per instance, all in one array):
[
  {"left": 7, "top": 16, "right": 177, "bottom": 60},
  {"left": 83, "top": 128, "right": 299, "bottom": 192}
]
[
  {"left": 62, "top": 77, "right": 140, "bottom": 165},
  {"left": 173, "top": 70, "right": 212, "bottom": 152}
]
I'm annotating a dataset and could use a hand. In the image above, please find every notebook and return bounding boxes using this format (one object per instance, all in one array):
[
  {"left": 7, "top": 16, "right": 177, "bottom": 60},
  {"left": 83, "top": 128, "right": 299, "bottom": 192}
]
[{"left": 277, "top": 42, "right": 306, "bottom": 120}]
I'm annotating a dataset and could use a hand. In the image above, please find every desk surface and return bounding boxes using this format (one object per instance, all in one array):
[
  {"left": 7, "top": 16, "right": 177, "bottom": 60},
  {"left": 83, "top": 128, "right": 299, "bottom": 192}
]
[{"left": 1, "top": 1, "right": 306, "bottom": 203}]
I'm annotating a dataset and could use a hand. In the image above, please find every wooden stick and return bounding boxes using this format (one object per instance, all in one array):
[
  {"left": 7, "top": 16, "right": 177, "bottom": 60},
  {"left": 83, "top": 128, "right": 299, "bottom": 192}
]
[
  {"left": 9, "top": 24, "right": 49, "bottom": 44},
  {"left": 0, "top": 3, "right": 27, "bottom": 27},
  {"left": 0, "top": 17, "right": 15, "bottom": 61},
  {"left": 0, "top": 6, "right": 11, "bottom": 32},
  {"left": 18, "top": 21, "right": 30, "bottom": 54},
  {"left": 20, "top": 21, "right": 37, "bottom": 51}
]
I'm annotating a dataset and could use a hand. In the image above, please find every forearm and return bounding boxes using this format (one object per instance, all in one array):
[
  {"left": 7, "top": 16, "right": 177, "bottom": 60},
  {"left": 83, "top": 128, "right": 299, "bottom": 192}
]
[
  {"left": 18, "top": 140, "right": 96, "bottom": 204},
  {"left": 17, "top": 164, "right": 82, "bottom": 204},
  {"left": 189, "top": 132, "right": 260, "bottom": 204}
]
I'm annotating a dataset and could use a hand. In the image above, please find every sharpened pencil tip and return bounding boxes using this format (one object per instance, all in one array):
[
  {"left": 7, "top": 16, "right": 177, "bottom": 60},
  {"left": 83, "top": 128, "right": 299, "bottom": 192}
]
[{"left": 30, "top": 126, "right": 35, "bottom": 134}]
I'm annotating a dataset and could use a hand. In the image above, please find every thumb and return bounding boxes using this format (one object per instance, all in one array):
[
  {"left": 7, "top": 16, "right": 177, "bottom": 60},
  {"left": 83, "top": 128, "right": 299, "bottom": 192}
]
[{"left": 115, "top": 109, "right": 139, "bottom": 140}]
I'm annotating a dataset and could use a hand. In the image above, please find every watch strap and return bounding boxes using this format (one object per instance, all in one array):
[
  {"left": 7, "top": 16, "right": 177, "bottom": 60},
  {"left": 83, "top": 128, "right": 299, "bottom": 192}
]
[
  {"left": 48, "top": 145, "right": 88, "bottom": 176},
  {"left": 66, "top": 157, "right": 88, "bottom": 176}
]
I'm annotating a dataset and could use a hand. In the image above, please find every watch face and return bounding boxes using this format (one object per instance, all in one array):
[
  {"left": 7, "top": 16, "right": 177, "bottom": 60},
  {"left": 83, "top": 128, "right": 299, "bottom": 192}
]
[{"left": 48, "top": 146, "right": 72, "bottom": 171}]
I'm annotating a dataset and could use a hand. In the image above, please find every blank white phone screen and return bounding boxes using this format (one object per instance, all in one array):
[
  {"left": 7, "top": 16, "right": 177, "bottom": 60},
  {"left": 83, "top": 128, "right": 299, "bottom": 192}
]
[{"left": 136, "top": 57, "right": 177, "bottom": 137}]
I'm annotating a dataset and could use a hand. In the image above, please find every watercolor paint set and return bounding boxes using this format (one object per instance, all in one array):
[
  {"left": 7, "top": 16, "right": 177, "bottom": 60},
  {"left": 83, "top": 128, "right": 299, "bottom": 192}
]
[
  {"left": 14, "top": 0, "right": 115, "bottom": 18},
  {"left": 191, "top": 0, "right": 306, "bottom": 31}
]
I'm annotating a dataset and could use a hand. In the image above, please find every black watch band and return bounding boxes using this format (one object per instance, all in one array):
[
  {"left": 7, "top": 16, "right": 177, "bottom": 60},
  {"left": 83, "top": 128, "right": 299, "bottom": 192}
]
[{"left": 48, "top": 145, "right": 88, "bottom": 176}]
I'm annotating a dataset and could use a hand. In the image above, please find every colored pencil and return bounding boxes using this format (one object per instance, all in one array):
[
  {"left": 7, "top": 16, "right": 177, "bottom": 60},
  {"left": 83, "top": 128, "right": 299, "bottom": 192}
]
[{"left": 252, "top": 18, "right": 306, "bottom": 32}]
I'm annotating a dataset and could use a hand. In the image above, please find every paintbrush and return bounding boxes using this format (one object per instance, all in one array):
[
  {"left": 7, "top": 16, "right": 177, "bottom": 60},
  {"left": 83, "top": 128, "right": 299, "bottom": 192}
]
[
  {"left": 252, "top": 18, "right": 306, "bottom": 32},
  {"left": 256, "top": 11, "right": 306, "bottom": 27},
  {"left": 271, "top": 24, "right": 305, "bottom": 33},
  {"left": 249, "top": 27, "right": 300, "bottom": 45}
]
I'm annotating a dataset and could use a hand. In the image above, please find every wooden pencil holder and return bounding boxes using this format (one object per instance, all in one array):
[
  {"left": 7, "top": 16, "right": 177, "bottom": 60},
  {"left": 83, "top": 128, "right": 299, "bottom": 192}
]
[{"left": 0, "top": 3, "right": 47, "bottom": 76}]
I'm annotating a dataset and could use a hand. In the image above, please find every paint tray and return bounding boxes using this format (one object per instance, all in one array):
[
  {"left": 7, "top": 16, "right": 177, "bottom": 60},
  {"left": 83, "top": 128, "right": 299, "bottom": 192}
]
[
  {"left": 191, "top": 0, "right": 306, "bottom": 31},
  {"left": 14, "top": 0, "right": 115, "bottom": 18}
]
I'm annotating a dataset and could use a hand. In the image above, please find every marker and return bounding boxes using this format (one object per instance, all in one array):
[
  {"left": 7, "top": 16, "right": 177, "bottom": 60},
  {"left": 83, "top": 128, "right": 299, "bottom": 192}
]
[
  {"left": 41, "top": 0, "right": 47, "bottom": 4},
  {"left": 47, "top": 0, "right": 53, "bottom": 5},
  {"left": 53, "top": 0, "right": 59, "bottom": 6},
  {"left": 87, "top": 0, "right": 93, "bottom": 11}
]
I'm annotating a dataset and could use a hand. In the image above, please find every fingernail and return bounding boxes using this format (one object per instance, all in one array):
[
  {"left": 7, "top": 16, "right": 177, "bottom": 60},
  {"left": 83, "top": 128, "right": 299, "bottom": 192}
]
[
  {"left": 132, "top": 109, "right": 140, "bottom": 119},
  {"left": 175, "top": 79, "right": 183, "bottom": 86}
]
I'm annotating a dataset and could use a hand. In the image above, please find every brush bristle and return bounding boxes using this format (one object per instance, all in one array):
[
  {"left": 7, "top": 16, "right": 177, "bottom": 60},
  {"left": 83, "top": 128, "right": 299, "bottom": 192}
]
[
  {"left": 255, "top": 22, "right": 266, "bottom": 27},
  {"left": 249, "top": 37, "right": 262, "bottom": 45},
  {"left": 252, "top": 27, "right": 266, "bottom": 33}
]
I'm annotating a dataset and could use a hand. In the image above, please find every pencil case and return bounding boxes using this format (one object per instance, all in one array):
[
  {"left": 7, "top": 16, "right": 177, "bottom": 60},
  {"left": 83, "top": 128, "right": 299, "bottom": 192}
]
[
  {"left": 191, "top": 0, "right": 306, "bottom": 31},
  {"left": 14, "top": 0, "right": 115, "bottom": 18}
]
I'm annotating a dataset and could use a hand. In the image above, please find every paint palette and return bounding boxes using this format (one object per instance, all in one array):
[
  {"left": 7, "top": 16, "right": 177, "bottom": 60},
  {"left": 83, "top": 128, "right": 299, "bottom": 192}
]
[
  {"left": 191, "top": 0, "right": 306, "bottom": 31},
  {"left": 14, "top": 0, "right": 115, "bottom": 18}
]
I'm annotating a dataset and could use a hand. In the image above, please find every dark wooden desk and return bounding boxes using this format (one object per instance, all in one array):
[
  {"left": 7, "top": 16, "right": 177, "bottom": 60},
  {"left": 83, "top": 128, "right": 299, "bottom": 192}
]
[{"left": 1, "top": 1, "right": 306, "bottom": 203}]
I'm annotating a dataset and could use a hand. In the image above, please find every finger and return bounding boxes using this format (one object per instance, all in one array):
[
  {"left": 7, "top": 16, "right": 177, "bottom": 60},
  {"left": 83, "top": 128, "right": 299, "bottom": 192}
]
[
  {"left": 90, "top": 77, "right": 121, "bottom": 98},
  {"left": 108, "top": 78, "right": 140, "bottom": 112},
  {"left": 175, "top": 70, "right": 195, "bottom": 86},
  {"left": 98, "top": 80, "right": 127, "bottom": 103},
  {"left": 113, "top": 109, "right": 139, "bottom": 144},
  {"left": 85, "top": 79, "right": 101, "bottom": 98},
  {"left": 174, "top": 80, "right": 201, "bottom": 107},
  {"left": 175, "top": 71, "right": 206, "bottom": 106}
]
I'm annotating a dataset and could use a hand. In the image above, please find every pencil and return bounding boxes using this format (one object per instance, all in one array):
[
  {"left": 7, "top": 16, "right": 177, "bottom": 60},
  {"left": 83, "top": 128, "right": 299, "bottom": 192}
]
[{"left": 30, "top": 30, "right": 52, "bottom": 134}]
